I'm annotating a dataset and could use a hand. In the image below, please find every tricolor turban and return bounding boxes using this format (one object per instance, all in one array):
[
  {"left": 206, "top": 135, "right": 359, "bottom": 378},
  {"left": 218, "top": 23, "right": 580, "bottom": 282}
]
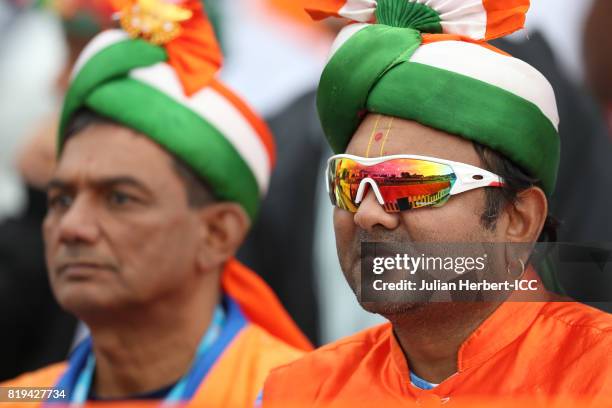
[
  {"left": 58, "top": 0, "right": 275, "bottom": 220},
  {"left": 307, "top": 0, "right": 560, "bottom": 194}
]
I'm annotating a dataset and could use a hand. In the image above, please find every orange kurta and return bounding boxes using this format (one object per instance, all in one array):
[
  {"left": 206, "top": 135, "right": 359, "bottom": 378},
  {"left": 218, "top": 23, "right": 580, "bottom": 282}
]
[{"left": 263, "top": 301, "right": 612, "bottom": 407}]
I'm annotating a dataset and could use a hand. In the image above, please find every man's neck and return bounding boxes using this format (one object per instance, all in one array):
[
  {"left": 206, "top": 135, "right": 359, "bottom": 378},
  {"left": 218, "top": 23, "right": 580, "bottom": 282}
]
[
  {"left": 86, "top": 287, "right": 220, "bottom": 399},
  {"left": 386, "top": 302, "right": 500, "bottom": 384}
]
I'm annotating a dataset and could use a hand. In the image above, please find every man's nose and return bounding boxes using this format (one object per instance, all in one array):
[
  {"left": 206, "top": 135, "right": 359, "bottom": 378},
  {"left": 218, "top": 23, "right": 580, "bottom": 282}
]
[
  {"left": 57, "top": 196, "right": 101, "bottom": 245},
  {"left": 353, "top": 188, "right": 400, "bottom": 232}
]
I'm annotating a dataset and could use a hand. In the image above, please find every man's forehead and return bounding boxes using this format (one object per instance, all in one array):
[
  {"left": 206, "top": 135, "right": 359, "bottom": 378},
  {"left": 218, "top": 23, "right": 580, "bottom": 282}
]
[
  {"left": 55, "top": 123, "right": 174, "bottom": 184},
  {"left": 346, "top": 114, "right": 482, "bottom": 166}
]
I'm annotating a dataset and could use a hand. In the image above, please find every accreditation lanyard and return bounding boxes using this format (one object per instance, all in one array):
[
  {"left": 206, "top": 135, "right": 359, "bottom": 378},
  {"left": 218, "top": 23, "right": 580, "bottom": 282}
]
[{"left": 67, "top": 305, "right": 226, "bottom": 406}]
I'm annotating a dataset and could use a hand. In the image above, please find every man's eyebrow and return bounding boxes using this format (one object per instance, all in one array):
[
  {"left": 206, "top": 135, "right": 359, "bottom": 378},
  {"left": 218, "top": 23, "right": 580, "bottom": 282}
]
[{"left": 47, "top": 176, "right": 153, "bottom": 195}]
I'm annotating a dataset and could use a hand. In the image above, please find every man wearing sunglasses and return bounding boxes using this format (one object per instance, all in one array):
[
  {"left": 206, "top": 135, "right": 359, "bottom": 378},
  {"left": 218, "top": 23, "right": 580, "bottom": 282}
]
[{"left": 263, "top": 0, "right": 612, "bottom": 406}]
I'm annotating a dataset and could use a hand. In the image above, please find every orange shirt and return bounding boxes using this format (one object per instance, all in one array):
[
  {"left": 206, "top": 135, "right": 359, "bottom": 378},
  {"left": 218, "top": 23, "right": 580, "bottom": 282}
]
[{"left": 263, "top": 301, "right": 612, "bottom": 407}]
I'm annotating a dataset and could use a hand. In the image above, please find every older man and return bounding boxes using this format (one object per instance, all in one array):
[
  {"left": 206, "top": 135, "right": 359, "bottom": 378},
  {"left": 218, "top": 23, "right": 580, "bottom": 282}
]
[
  {"left": 263, "top": 0, "right": 612, "bottom": 406},
  {"left": 3, "top": 0, "right": 310, "bottom": 406}
]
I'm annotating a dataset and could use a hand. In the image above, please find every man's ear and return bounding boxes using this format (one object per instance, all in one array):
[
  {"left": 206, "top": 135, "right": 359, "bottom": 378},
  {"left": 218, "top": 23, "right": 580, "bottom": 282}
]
[
  {"left": 503, "top": 186, "right": 548, "bottom": 243},
  {"left": 195, "top": 203, "right": 251, "bottom": 272}
]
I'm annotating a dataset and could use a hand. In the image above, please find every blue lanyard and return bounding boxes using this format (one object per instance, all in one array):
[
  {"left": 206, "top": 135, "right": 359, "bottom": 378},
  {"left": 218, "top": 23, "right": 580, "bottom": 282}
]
[
  {"left": 67, "top": 305, "right": 226, "bottom": 406},
  {"left": 409, "top": 371, "right": 439, "bottom": 390}
]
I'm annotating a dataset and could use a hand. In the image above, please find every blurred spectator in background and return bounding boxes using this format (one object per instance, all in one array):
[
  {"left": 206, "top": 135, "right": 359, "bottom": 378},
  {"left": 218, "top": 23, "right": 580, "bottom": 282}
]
[{"left": 584, "top": 0, "right": 612, "bottom": 135}]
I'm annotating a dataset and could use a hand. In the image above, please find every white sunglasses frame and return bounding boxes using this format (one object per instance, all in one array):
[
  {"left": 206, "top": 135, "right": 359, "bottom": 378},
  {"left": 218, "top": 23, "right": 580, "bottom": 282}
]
[{"left": 326, "top": 154, "right": 505, "bottom": 208}]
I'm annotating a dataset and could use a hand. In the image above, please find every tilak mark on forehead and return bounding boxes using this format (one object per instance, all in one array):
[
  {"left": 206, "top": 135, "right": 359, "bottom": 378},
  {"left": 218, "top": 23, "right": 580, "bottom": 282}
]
[{"left": 366, "top": 115, "right": 394, "bottom": 158}]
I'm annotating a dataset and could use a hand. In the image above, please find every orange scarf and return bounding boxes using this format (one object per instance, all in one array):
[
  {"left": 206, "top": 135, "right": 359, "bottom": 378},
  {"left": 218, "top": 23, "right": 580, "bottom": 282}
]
[{"left": 221, "top": 258, "right": 312, "bottom": 351}]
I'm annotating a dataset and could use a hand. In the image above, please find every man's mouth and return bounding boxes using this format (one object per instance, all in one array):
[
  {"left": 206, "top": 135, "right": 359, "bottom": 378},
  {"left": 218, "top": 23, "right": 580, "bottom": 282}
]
[{"left": 57, "top": 262, "right": 117, "bottom": 278}]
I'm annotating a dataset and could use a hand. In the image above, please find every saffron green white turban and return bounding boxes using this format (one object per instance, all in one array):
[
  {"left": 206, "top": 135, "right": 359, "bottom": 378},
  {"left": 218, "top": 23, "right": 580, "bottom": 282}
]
[
  {"left": 307, "top": 0, "right": 560, "bottom": 194},
  {"left": 58, "top": 0, "right": 275, "bottom": 220}
]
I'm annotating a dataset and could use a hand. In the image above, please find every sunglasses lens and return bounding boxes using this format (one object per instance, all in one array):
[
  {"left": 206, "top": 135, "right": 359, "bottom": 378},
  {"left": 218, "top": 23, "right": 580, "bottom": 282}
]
[
  {"left": 327, "top": 158, "right": 360, "bottom": 212},
  {"left": 376, "top": 159, "right": 456, "bottom": 211},
  {"left": 327, "top": 157, "right": 457, "bottom": 212}
]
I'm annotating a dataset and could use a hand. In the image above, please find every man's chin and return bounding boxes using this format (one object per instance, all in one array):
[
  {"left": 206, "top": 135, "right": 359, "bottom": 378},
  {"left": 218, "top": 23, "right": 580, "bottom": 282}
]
[
  {"left": 358, "top": 301, "right": 423, "bottom": 316},
  {"left": 54, "top": 286, "right": 124, "bottom": 319}
]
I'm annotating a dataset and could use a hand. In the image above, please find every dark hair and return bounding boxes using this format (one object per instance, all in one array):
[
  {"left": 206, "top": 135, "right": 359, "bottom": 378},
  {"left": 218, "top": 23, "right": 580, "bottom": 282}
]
[
  {"left": 63, "top": 108, "right": 215, "bottom": 208},
  {"left": 473, "top": 142, "right": 559, "bottom": 243}
]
